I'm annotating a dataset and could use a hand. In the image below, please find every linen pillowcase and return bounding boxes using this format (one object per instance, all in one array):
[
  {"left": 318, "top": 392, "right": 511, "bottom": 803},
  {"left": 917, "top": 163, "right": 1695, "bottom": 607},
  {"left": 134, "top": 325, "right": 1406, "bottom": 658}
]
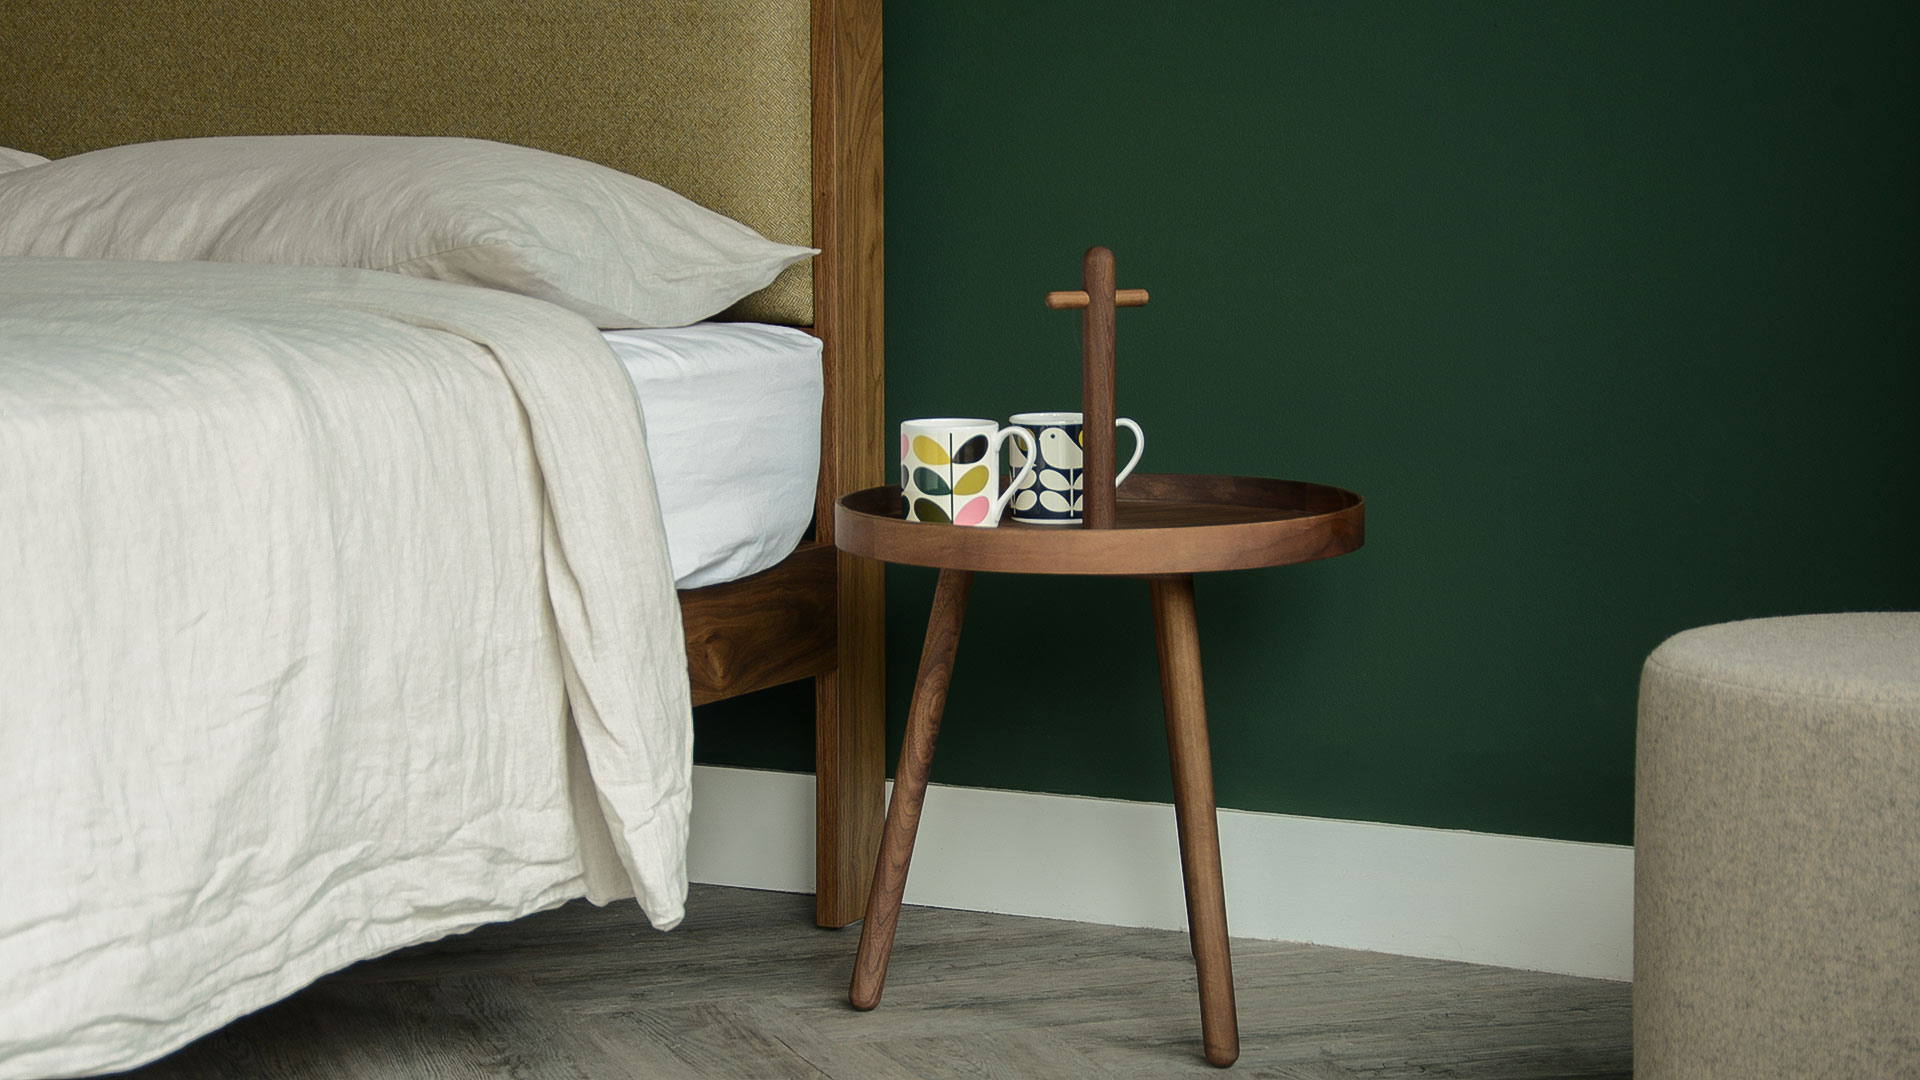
[
  {"left": 0, "top": 147, "right": 49, "bottom": 173},
  {"left": 0, "top": 135, "right": 815, "bottom": 329}
]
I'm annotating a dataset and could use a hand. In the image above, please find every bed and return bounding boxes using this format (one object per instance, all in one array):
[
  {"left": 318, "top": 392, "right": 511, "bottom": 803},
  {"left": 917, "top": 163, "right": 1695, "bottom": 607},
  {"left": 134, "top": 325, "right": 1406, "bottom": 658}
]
[{"left": 0, "top": 1, "right": 884, "bottom": 1076}]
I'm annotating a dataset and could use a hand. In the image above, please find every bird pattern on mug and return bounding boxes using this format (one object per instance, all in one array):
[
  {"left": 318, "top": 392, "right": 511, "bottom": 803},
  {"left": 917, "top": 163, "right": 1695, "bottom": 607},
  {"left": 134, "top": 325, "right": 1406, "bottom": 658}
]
[
  {"left": 1010, "top": 425, "right": 1085, "bottom": 518},
  {"left": 902, "top": 431, "right": 994, "bottom": 525}
]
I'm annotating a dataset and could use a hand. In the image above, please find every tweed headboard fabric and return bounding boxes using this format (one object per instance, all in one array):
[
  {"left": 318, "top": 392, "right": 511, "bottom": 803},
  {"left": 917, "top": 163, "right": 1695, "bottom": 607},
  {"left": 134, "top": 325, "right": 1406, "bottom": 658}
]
[{"left": 0, "top": 0, "right": 813, "bottom": 325}]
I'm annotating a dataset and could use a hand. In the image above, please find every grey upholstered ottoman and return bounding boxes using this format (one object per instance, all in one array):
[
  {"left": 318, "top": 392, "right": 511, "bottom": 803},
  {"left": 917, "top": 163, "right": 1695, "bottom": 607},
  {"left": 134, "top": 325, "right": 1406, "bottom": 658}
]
[{"left": 1635, "top": 613, "right": 1920, "bottom": 1078}]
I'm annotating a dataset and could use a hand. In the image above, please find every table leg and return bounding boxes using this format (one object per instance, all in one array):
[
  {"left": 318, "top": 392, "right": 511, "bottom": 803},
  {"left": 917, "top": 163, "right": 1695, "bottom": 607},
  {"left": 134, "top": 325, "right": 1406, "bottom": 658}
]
[
  {"left": 849, "top": 567, "right": 974, "bottom": 1011},
  {"left": 1151, "top": 574, "right": 1240, "bottom": 1068}
]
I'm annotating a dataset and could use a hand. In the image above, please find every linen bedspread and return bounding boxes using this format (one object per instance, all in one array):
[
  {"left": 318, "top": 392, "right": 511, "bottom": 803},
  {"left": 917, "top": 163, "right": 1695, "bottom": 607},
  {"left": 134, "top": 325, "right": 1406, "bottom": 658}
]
[{"left": 0, "top": 259, "right": 693, "bottom": 1078}]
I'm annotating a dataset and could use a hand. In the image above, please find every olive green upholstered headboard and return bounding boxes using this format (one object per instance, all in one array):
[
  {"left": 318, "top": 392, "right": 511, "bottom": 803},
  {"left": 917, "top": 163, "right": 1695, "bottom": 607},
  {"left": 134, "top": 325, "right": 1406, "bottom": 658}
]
[{"left": 0, "top": 0, "right": 814, "bottom": 325}]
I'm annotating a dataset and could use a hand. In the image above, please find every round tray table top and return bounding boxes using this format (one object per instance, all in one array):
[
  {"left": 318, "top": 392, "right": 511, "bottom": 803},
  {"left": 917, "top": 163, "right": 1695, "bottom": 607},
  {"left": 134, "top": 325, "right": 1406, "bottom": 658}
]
[{"left": 834, "top": 473, "right": 1364, "bottom": 576}]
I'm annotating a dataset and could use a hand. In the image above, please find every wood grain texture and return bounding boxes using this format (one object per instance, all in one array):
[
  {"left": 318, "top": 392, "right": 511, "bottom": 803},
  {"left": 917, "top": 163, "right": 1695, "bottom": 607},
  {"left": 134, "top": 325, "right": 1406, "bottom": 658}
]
[
  {"left": 810, "top": 0, "right": 888, "bottom": 929},
  {"left": 836, "top": 474, "right": 1365, "bottom": 576},
  {"left": 850, "top": 568, "right": 973, "bottom": 1011},
  {"left": 679, "top": 542, "right": 838, "bottom": 706},
  {"left": 1080, "top": 245, "right": 1119, "bottom": 530},
  {"left": 117, "top": 885, "right": 1633, "bottom": 1079},
  {"left": 1151, "top": 575, "right": 1239, "bottom": 1068}
]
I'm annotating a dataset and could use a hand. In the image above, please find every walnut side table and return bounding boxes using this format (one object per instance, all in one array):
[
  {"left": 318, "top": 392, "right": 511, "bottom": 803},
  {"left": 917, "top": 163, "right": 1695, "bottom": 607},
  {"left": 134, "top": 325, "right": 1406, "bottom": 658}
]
[
  {"left": 838, "top": 246, "right": 1365, "bottom": 1067},
  {"left": 834, "top": 472, "right": 1364, "bottom": 1067}
]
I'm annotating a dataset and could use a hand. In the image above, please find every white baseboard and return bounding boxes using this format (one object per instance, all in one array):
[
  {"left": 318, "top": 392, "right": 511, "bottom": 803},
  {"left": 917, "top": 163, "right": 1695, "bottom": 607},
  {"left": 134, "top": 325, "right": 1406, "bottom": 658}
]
[{"left": 687, "top": 764, "right": 1633, "bottom": 981}]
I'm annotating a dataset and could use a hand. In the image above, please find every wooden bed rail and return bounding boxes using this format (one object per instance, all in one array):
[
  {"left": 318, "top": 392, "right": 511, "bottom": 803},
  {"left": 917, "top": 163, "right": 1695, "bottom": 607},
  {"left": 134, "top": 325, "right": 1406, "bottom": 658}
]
[{"left": 680, "top": 542, "right": 839, "bottom": 705}]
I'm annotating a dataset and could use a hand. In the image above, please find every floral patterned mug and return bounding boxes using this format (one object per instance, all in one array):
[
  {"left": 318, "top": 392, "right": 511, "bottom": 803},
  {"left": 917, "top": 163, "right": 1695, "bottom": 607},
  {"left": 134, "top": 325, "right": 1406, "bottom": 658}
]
[
  {"left": 1007, "top": 411, "right": 1146, "bottom": 524},
  {"left": 900, "top": 418, "right": 1037, "bottom": 527}
]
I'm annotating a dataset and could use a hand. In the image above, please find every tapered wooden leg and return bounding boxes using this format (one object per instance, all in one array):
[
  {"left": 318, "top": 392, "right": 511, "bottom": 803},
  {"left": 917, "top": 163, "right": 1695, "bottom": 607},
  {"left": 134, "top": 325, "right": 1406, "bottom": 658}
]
[
  {"left": 849, "top": 568, "right": 973, "bottom": 1010},
  {"left": 1151, "top": 575, "right": 1239, "bottom": 1068}
]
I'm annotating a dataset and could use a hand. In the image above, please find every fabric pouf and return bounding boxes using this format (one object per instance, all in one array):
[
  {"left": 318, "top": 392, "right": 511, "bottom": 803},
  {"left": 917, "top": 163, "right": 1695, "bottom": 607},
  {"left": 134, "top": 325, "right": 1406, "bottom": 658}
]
[{"left": 1635, "top": 613, "right": 1920, "bottom": 1078}]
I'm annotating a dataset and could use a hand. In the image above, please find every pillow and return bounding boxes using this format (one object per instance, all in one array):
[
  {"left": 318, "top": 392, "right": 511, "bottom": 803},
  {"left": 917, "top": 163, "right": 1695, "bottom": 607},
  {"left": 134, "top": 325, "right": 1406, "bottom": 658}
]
[
  {"left": 0, "top": 135, "right": 815, "bottom": 329},
  {"left": 0, "top": 147, "right": 49, "bottom": 173}
]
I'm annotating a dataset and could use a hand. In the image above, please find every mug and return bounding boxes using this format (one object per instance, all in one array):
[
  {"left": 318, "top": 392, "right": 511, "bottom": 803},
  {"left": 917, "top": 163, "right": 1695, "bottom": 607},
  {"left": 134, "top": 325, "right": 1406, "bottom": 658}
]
[
  {"left": 1007, "top": 411, "right": 1146, "bottom": 524},
  {"left": 901, "top": 418, "right": 1037, "bottom": 527}
]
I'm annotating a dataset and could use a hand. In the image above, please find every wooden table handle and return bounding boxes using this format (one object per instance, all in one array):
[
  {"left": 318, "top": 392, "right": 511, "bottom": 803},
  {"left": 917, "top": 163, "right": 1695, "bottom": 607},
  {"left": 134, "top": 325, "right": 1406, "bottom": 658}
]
[{"left": 1044, "top": 288, "right": 1150, "bottom": 310}]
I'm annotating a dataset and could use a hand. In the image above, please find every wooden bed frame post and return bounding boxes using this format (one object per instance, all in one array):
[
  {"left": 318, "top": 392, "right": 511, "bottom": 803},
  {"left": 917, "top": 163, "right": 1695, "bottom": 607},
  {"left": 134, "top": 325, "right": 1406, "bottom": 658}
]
[{"left": 811, "top": 0, "right": 886, "bottom": 929}]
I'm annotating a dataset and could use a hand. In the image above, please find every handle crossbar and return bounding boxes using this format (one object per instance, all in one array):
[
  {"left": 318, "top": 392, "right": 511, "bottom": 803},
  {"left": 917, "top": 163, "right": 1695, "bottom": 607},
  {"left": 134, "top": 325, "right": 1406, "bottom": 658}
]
[{"left": 1044, "top": 288, "right": 1150, "bottom": 310}]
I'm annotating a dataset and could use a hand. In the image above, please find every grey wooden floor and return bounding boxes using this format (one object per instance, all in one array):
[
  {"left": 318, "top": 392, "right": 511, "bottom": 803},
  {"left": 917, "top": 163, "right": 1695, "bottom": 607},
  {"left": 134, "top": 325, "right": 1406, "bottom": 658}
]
[{"left": 115, "top": 884, "right": 1631, "bottom": 1079}]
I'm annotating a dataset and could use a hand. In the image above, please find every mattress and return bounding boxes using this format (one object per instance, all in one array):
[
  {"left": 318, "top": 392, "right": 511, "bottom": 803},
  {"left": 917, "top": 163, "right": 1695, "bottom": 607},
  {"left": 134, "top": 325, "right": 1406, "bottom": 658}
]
[{"left": 604, "top": 322, "right": 823, "bottom": 590}]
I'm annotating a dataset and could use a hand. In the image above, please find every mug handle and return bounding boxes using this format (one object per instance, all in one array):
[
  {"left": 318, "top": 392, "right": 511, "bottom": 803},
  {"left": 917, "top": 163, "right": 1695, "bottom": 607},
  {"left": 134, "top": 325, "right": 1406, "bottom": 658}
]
[
  {"left": 1114, "top": 418, "right": 1146, "bottom": 487},
  {"left": 986, "top": 427, "right": 1037, "bottom": 526}
]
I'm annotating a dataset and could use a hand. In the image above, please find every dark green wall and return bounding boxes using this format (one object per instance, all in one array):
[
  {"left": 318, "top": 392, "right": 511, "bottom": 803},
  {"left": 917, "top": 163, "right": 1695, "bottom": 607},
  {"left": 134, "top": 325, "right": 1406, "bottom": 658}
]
[{"left": 696, "top": 1, "right": 1920, "bottom": 845}]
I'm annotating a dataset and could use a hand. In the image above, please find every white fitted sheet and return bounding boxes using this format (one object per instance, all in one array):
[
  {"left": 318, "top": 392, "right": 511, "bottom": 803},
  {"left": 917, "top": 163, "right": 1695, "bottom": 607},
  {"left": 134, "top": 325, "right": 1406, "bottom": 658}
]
[{"left": 604, "top": 323, "right": 823, "bottom": 589}]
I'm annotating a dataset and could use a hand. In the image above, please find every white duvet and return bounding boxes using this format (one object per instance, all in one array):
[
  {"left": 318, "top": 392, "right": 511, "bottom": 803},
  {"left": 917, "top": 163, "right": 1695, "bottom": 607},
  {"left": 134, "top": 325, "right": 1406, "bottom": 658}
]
[{"left": 0, "top": 259, "right": 693, "bottom": 1078}]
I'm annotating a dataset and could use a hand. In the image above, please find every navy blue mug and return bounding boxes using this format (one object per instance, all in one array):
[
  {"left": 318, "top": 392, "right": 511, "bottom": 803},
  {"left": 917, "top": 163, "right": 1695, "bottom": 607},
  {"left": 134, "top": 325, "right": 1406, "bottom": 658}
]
[{"left": 1006, "top": 411, "right": 1145, "bottom": 524}]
